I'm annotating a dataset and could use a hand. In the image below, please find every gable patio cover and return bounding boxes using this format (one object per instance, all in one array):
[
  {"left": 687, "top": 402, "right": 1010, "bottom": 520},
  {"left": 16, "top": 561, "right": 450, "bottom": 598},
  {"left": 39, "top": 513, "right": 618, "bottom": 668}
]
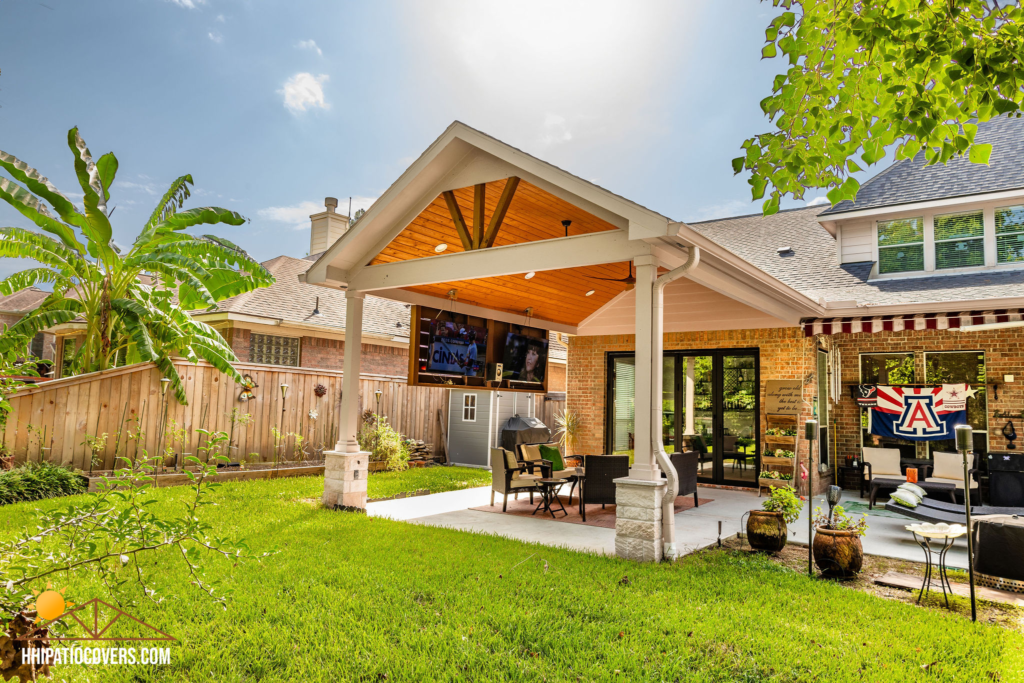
[{"left": 302, "top": 122, "right": 821, "bottom": 561}]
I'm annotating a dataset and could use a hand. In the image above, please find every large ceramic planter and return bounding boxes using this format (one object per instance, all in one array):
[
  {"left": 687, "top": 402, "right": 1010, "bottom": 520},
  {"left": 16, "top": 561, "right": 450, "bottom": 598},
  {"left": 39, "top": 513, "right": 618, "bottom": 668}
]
[
  {"left": 747, "top": 511, "right": 787, "bottom": 552},
  {"left": 812, "top": 527, "right": 864, "bottom": 579}
]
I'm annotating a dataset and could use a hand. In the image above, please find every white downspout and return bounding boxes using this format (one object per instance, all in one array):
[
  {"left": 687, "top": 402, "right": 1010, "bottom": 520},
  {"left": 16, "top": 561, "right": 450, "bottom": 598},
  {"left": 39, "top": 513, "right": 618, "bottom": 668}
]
[{"left": 651, "top": 245, "right": 700, "bottom": 561}]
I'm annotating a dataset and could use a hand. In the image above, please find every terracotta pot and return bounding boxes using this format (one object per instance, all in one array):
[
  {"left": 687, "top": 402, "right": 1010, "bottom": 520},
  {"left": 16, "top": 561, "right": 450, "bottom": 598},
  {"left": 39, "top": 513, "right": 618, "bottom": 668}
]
[
  {"left": 747, "top": 510, "right": 788, "bottom": 552},
  {"left": 813, "top": 527, "right": 864, "bottom": 578}
]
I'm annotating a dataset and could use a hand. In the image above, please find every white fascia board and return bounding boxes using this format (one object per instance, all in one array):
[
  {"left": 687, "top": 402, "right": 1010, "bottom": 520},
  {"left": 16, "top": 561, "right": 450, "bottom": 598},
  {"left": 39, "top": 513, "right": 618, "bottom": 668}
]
[
  {"left": 373, "top": 287, "right": 578, "bottom": 336},
  {"left": 822, "top": 295, "right": 1024, "bottom": 319},
  {"left": 818, "top": 187, "right": 1024, "bottom": 224},
  {"left": 349, "top": 230, "right": 652, "bottom": 292},
  {"left": 193, "top": 312, "right": 284, "bottom": 326}
]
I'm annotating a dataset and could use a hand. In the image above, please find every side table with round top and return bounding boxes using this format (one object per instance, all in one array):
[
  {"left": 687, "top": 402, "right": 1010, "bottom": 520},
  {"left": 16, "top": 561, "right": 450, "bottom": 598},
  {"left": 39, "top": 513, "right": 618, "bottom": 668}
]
[
  {"left": 533, "top": 479, "right": 569, "bottom": 519},
  {"left": 906, "top": 522, "right": 967, "bottom": 608}
]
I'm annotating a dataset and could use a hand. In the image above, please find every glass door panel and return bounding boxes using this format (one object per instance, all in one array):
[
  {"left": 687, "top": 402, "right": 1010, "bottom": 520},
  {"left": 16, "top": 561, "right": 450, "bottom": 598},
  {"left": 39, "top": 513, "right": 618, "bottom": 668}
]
[
  {"left": 610, "top": 356, "right": 635, "bottom": 457},
  {"left": 720, "top": 353, "right": 758, "bottom": 486}
]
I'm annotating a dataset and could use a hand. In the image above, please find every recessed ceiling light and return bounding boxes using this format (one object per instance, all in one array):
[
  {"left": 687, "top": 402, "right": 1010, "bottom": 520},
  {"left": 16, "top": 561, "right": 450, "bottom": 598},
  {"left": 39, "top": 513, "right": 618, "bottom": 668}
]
[
  {"left": 525, "top": 272, "right": 535, "bottom": 279},
  {"left": 585, "top": 289, "right": 595, "bottom": 297},
  {"left": 434, "top": 243, "right": 448, "bottom": 253}
]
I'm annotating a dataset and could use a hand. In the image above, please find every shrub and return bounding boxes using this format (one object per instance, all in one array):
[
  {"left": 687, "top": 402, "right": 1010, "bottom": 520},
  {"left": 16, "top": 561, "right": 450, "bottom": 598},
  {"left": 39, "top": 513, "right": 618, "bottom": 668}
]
[
  {"left": 813, "top": 505, "right": 869, "bottom": 536},
  {"left": 761, "top": 486, "right": 803, "bottom": 524},
  {"left": 358, "top": 416, "right": 409, "bottom": 472},
  {"left": 0, "top": 461, "right": 87, "bottom": 505}
]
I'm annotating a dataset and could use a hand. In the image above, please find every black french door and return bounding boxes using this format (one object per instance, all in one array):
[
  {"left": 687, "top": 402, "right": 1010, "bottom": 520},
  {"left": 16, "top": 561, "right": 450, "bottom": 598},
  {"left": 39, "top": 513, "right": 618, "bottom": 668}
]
[{"left": 606, "top": 349, "right": 760, "bottom": 488}]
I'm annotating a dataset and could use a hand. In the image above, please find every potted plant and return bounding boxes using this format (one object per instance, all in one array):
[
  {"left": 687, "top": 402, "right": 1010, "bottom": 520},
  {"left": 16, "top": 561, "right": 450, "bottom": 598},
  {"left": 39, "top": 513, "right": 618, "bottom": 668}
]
[
  {"left": 747, "top": 486, "right": 802, "bottom": 552},
  {"left": 812, "top": 505, "right": 868, "bottom": 578}
]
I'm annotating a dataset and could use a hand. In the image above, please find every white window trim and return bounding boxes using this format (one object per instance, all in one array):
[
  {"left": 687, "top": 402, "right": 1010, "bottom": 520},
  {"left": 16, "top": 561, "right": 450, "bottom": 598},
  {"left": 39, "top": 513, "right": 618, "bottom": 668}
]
[
  {"left": 922, "top": 351, "right": 989, "bottom": 447},
  {"left": 870, "top": 199, "right": 1024, "bottom": 280},
  {"left": 462, "top": 393, "right": 477, "bottom": 422}
]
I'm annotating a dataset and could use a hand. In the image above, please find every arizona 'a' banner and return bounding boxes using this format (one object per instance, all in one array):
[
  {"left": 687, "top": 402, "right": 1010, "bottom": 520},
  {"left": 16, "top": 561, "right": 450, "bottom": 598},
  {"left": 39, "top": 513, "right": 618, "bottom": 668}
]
[{"left": 870, "top": 384, "right": 973, "bottom": 441}]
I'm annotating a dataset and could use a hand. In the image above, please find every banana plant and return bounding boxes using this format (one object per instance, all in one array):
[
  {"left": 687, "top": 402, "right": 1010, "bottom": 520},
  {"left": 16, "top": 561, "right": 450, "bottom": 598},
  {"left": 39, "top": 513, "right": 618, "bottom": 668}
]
[{"left": 0, "top": 128, "right": 274, "bottom": 403}]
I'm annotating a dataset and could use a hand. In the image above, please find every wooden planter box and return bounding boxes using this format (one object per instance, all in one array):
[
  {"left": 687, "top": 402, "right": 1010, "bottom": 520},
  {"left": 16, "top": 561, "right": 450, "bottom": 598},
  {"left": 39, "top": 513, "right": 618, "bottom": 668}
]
[
  {"left": 758, "top": 477, "right": 793, "bottom": 489},
  {"left": 761, "top": 455, "right": 795, "bottom": 467},
  {"left": 764, "top": 435, "right": 796, "bottom": 447}
]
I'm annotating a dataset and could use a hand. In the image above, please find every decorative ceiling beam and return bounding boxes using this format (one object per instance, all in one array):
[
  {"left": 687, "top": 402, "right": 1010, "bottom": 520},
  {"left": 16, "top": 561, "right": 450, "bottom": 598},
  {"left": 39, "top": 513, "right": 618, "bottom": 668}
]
[
  {"left": 442, "top": 190, "right": 473, "bottom": 251},
  {"left": 483, "top": 177, "right": 520, "bottom": 248},
  {"left": 473, "top": 183, "right": 486, "bottom": 249}
]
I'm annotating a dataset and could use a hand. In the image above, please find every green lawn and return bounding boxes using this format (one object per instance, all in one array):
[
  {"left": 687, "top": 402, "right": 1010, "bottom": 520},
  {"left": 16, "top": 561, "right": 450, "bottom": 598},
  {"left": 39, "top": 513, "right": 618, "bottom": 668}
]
[
  {"left": 368, "top": 465, "right": 490, "bottom": 500},
  {"left": 3, "top": 476, "right": 1022, "bottom": 682}
]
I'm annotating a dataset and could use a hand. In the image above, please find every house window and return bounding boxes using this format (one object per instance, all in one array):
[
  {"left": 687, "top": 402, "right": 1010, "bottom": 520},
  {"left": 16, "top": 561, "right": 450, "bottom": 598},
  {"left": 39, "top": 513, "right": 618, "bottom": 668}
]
[
  {"left": 462, "top": 393, "right": 477, "bottom": 422},
  {"left": 934, "top": 210, "right": 984, "bottom": 270},
  {"left": 249, "top": 333, "right": 300, "bottom": 367},
  {"left": 877, "top": 217, "right": 924, "bottom": 274},
  {"left": 996, "top": 204, "right": 1024, "bottom": 263},
  {"left": 925, "top": 351, "right": 987, "bottom": 455}
]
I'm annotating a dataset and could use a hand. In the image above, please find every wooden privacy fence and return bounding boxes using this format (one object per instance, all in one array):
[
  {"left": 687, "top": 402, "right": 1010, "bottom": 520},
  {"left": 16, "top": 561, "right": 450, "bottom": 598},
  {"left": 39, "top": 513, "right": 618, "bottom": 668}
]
[{"left": 3, "top": 360, "right": 449, "bottom": 471}]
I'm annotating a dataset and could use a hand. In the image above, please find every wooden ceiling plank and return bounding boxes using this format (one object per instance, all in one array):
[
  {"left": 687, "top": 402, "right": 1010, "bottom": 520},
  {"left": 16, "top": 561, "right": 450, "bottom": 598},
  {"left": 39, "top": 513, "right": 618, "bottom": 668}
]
[
  {"left": 442, "top": 190, "right": 474, "bottom": 251},
  {"left": 472, "top": 183, "right": 486, "bottom": 250},
  {"left": 483, "top": 176, "right": 520, "bottom": 249}
]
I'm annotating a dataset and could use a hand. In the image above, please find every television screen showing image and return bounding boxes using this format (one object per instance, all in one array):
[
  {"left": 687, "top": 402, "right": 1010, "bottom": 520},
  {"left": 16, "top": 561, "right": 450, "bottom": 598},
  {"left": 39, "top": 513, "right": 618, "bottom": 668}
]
[
  {"left": 426, "top": 321, "right": 487, "bottom": 377},
  {"left": 502, "top": 333, "right": 548, "bottom": 383}
]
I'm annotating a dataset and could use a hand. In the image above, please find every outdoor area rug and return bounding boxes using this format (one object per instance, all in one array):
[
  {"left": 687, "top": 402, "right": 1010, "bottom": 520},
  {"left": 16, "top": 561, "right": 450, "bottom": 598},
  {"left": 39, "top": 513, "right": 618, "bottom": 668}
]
[{"left": 471, "top": 494, "right": 714, "bottom": 529}]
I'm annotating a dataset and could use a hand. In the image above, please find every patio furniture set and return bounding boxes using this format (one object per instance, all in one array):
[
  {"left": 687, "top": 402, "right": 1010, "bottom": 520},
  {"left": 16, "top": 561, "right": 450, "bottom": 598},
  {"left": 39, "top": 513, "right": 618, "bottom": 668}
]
[
  {"left": 489, "top": 446, "right": 700, "bottom": 522},
  {"left": 859, "top": 447, "right": 981, "bottom": 508}
]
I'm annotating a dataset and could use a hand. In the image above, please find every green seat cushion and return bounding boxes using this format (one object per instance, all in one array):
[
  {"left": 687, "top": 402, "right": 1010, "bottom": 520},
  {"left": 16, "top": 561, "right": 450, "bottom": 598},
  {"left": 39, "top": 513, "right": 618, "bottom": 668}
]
[{"left": 539, "top": 444, "right": 565, "bottom": 472}]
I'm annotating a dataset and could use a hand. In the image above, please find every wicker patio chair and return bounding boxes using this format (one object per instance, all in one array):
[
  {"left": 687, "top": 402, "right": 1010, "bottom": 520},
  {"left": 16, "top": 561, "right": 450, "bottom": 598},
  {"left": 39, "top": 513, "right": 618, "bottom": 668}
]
[
  {"left": 582, "top": 455, "right": 629, "bottom": 508},
  {"left": 490, "top": 448, "right": 542, "bottom": 511},
  {"left": 668, "top": 451, "right": 699, "bottom": 508}
]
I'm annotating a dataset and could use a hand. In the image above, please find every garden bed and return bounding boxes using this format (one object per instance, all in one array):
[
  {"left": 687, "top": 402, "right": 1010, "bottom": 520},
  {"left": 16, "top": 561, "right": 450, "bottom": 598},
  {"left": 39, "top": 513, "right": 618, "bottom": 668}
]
[{"left": 84, "top": 462, "right": 325, "bottom": 491}]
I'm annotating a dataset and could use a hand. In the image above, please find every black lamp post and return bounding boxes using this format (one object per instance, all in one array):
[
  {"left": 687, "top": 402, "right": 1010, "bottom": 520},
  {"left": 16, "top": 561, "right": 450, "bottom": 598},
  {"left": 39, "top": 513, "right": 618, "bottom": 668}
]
[
  {"left": 955, "top": 423, "right": 978, "bottom": 622},
  {"left": 805, "top": 419, "right": 818, "bottom": 577}
]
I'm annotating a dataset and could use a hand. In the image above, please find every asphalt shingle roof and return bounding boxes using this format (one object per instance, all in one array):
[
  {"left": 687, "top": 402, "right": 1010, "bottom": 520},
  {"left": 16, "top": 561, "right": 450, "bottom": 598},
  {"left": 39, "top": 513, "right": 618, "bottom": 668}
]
[
  {"left": 213, "top": 255, "right": 411, "bottom": 339},
  {"left": 0, "top": 286, "right": 48, "bottom": 313},
  {"left": 823, "top": 116, "right": 1024, "bottom": 215},
  {"left": 688, "top": 206, "right": 1024, "bottom": 309}
]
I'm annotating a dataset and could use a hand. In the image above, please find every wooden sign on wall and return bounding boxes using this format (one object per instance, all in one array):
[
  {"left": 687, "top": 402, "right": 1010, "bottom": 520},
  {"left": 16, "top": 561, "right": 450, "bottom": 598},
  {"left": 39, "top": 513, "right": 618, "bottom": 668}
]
[{"left": 765, "top": 379, "right": 802, "bottom": 415}]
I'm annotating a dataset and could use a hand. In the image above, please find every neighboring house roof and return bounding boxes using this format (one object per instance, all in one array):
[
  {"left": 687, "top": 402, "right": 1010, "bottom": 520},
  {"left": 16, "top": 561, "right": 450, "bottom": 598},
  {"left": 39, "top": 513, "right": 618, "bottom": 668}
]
[
  {"left": 823, "top": 116, "right": 1024, "bottom": 215},
  {"left": 0, "top": 286, "right": 48, "bottom": 314},
  {"left": 688, "top": 206, "right": 1024, "bottom": 309},
  {"left": 210, "top": 255, "right": 411, "bottom": 340}
]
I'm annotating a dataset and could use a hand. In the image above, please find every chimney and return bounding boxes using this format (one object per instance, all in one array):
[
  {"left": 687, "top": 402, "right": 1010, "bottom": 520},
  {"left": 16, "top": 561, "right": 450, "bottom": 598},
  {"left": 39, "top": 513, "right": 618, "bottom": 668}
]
[{"left": 309, "top": 197, "right": 350, "bottom": 255}]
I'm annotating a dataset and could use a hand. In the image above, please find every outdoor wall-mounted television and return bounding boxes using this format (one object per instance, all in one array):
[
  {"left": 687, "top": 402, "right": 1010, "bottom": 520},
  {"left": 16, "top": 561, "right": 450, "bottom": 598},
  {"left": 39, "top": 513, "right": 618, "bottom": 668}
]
[
  {"left": 502, "top": 333, "right": 548, "bottom": 384},
  {"left": 426, "top": 320, "right": 487, "bottom": 377}
]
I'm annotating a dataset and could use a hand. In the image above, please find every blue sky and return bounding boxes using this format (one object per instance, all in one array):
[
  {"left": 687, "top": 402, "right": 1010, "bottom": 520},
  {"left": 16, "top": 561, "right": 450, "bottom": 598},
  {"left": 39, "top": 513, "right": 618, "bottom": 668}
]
[{"left": 0, "top": 0, "right": 874, "bottom": 278}]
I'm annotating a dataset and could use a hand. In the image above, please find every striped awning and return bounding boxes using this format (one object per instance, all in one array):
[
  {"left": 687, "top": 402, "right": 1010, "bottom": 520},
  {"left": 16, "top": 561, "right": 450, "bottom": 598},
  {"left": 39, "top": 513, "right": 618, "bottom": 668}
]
[{"left": 802, "top": 309, "right": 1024, "bottom": 337}]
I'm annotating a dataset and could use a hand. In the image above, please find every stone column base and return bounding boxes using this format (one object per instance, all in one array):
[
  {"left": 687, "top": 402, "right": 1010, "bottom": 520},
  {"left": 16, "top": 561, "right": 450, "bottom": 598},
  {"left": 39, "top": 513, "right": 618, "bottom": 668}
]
[
  {"left": 613, "top": 477, "right": 667, "bottom": 562},
  {"left": 322, "top": 450, "right": 369, "bottom": 510}
]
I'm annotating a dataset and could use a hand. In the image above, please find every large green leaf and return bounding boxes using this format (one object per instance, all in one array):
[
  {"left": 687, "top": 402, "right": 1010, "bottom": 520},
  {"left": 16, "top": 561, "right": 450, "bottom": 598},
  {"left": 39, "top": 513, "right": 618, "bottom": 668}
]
[
  {"left": 67, "top": 128, "right": 115, "bottom": 261},
  {"left": 124, "top": 252, "right": 210, "bottom": 280},
  {"left": 0, "top": 177, "right": 85, "bottom": 253},
  {"left": 154, "top": 207, "right": 246, "bottom": 233},
  {"left": 140, "top": 175, "right": 193, "bottom": 243},
  {"left": 0, "top": 148, "right": 87, "bottom": 230},
  {"left": 96, "top": 152, "right": 119, "bottom": 202},
  {"left": 0, "top": 269, "right": 71, "bottom": 297},
  {"left": 0, "top": 226, "right": 88, "bottom": 277},
  {"left": 187, "top": 338, "right": 242, "bottom": 384},
  {"left": 110, "top": 299, "right": 157, "bottom": 361},
  {"left": 155, "top": 354, "right": 187, "bottom": 405},
  {"left": 5, "top": 308, "right": 77, "bottom": 340}
]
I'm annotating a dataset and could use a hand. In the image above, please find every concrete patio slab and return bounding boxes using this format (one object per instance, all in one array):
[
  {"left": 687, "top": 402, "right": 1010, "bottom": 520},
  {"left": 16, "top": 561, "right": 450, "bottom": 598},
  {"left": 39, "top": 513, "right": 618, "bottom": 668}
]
[{"left": 368, "top": 484, "right": 971, "bottom": 569}]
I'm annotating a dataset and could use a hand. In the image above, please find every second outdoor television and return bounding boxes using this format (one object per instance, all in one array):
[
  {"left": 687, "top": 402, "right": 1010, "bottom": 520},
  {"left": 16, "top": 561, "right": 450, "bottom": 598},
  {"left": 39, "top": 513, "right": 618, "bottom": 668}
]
[{"left": 502, "top": 333, "right": 548, "bottom": 384}]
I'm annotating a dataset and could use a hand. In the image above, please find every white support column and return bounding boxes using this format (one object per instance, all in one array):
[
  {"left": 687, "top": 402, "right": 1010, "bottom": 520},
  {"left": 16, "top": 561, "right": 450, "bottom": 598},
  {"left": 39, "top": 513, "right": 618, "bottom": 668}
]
[
  {"left": 338, "top": 291, "right": 366, "bottom": 453},
  {"left": 614, "top": 254, "right": 666, "bottom": 563},
  {"left": 684, "top": 357, "right": 695, "bottom": 435},
  {"left": 629, "top": 256, "right": 659, "bottom": 481},
  {"left": 322, "top": 290, "right": 369, "bottom": 510}
]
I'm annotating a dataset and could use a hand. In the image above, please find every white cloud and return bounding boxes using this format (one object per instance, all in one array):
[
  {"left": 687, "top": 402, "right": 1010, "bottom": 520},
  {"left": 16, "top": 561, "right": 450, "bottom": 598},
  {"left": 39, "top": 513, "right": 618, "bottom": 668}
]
[
  {"left": 115, "top": 180, "right": 161, "bottom": 196},
  {"left": 208, "top": 32, "right": 223, "bottom": 44},
  {"left": 806, "top": 196, "right": 830, "bottom": 206},
  {"left": 215, "top": 13, "right": 225, "bottom": 22},
  {"left": 259, "top": 197, "right": 377, "bottom": 230},
  {"left": 297, "top": 39, "right": 322, "bottom": 57},
  {"left": 165, "top": 0, "right": 205, "bottom": 8},
  {"left": 278, "top": 73, "right": 330, "bottom": 114}
]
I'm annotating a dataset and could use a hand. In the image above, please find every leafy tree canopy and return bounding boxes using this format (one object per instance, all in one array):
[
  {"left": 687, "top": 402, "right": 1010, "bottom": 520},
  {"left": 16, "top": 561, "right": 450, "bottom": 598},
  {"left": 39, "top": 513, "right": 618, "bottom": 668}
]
[
  {"left": 0, "top": 128, "right": 274, "bottom": 403},
  {"left": 735, "top": 0, "right": 1024, "bottom": 214}
]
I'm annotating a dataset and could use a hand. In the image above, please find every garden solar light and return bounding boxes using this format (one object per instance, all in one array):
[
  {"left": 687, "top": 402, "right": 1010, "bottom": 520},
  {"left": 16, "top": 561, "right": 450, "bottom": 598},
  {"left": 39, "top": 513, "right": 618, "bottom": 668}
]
[
  {"left": 280, "top": 384, "right": 289, "bottom": 400},
  {"left": 826, "top": 485, "right": 841, "bottom": 522},
  {"left": 159, "top": 378, "right": 171, "bottom": 396}
]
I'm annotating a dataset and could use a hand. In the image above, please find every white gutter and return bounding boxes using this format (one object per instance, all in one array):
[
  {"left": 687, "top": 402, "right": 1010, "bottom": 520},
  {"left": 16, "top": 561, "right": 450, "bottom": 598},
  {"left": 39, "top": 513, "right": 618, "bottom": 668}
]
[{"left": 651, "top": 245, "right": 700, "bottom": 561}]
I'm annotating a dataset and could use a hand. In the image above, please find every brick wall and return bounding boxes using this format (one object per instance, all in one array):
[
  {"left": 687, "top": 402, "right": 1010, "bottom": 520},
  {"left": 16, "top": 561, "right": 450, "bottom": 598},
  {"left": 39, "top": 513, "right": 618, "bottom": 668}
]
[
  {"left": 227, "top": 327, "right": 409, "bottom": 376},
  {"left": 567, "top": 327, "right": 824, "bottom": 493},
  {"left": 829, "top": 327, "right": 1024, "bottom": 460}
]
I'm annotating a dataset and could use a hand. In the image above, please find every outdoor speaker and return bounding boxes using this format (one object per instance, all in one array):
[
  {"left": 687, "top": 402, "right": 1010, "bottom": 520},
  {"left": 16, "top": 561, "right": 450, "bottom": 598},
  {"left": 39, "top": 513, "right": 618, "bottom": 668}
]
[
  {"left": 955, "top": 424, "right": 974, "bottom": 451},
  {"left": 493, "top": 363, "right": 503, "bottom": 381}
]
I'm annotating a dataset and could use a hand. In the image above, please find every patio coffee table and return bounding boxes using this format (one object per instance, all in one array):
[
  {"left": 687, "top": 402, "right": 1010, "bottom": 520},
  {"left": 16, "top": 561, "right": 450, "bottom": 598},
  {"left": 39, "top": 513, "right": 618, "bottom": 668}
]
[
  {"left": 533, "top": 478, "right": 569, "bottom": 519},
  {"left": 869, "top": 477, "right": 956, "bottom": 508}
]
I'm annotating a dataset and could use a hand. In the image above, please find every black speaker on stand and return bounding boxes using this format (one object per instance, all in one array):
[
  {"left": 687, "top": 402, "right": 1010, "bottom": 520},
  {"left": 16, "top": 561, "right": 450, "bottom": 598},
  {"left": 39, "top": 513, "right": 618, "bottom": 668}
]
[{"left": 988, "top": 452, "right": 1024, "bottom": 507}]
